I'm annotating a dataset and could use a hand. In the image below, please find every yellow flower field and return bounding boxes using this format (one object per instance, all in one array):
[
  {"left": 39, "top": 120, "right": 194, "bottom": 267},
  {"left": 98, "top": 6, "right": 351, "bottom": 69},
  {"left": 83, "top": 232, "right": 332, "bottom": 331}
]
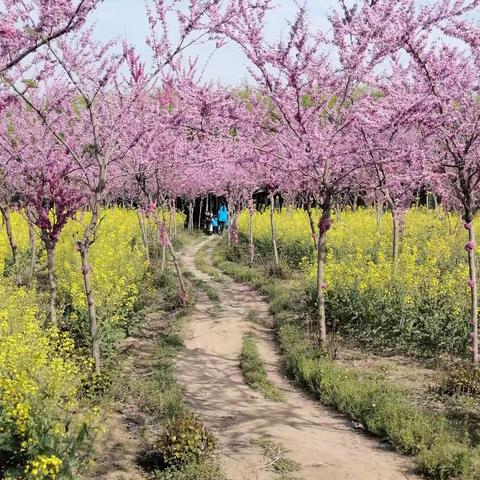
[{"left": 238, "top": 207, "right": 473, "bottom": 356}]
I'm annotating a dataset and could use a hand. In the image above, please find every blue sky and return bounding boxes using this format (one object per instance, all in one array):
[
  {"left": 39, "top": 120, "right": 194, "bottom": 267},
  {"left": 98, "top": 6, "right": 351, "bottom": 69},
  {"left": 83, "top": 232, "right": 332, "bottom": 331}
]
[
  {"left": 89, "top": 0, "right": 337, "bottom": 84},
  {"left": 89, "top": 1, "right": 480, "bottom": 85}
]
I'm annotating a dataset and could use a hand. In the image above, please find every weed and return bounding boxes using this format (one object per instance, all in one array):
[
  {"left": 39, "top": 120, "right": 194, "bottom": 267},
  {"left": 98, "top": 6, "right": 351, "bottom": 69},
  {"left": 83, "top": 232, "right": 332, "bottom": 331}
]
[
  {"left": 253, "top": 435, "right": 302, "bottom": 479},
  {"left": 154, "top": 460, "right": 225, "bottom": 480},
  {"left": 190, "top": 276, "right": 219, "bottom": 302},
  {"left": 438, "top": 357, "right": 480, "bottom": 396},
  {"left": 246, "top": 309, "right": 260, "bottom": 323}
]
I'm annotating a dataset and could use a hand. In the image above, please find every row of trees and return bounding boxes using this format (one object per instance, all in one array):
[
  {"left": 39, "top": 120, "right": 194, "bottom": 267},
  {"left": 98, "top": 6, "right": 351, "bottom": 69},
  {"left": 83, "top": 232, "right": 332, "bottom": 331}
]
[{"left": 1, "top": 0, "right": 480, "bottom": 365}]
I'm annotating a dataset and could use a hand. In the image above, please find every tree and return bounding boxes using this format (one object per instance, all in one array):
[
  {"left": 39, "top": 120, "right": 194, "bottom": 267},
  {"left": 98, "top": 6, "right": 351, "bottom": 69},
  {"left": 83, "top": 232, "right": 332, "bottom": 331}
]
[{"left": 0, "top": 0, "right": 98, "bottom": 73}]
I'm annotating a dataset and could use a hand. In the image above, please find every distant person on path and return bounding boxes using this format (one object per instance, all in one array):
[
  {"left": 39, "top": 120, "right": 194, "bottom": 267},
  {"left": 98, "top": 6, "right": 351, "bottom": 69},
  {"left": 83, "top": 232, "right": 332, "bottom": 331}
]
[
  {"left": 212, "top": 215, "right": 219, "bottom": 234},
  {"left": 205, "top": 212, "right": 213, "bottom": 235},
  {"left": 218, "top": 204, "right": 228, "bottom": 233}
]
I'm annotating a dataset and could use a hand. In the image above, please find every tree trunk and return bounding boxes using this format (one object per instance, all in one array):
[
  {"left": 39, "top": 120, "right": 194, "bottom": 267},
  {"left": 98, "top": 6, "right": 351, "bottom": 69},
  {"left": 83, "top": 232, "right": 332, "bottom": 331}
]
[
  {"left": 168, "top": 239, "right": 188, "bottom": 304},
  {"left": 466, "top": 221, "right": 479, "bottom": 363},
  {"left": 188, "top": 201, "right": 194, "bottom": 232},
  {"left": 375, "top": 198, "right": 383, "bottom": 226},
  {"left": 270, "top": 193, "right": 279, "bottom": 266},
  {"left": 249, "top": 205, "right": 255, "bottom": 265},
  {"left": 136, "top": 208, "right": 150, "bottom": 262},
  {"left": 335, "top": 202, "right": 341, "bottom": 222},
  {"left": 1, "top": 206, "right": 17, "bottom": 265},
  {"left": 316, "top": 205, "right": 332, "bottom": 348},
  {"left": 198, "top": 198, "right": 203, "bottom": 229},
  {"left": 45, "top": 243, "right": 57, "bottom": 326},
  {"left": 79, "top": 243, "right": 101, "bottom": 373},
  {"left": 26, "top": 213, "right": 36, "bottom": 280},
  {"left": 391, "top": 209, "right": 402, "bottom": 277},
  {"left": 169, "top": 199, "right": 176, "bottom": 239},
  {"left": 154, "top": 211, "right": 187, "bottom": 303},
  {"left": 306, "top": 201, "right": 318, "bottom": 248}
]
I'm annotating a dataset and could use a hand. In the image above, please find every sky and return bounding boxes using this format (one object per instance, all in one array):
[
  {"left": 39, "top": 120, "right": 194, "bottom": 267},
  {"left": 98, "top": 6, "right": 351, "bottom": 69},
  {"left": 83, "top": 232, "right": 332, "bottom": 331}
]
[{"left": 89, "top": 0, "right": 338, "bottom": 85}]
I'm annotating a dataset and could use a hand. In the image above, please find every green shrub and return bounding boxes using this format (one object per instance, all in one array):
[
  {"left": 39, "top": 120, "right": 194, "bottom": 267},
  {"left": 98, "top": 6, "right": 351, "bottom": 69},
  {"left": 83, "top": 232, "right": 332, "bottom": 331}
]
[{"left": 155, "top": 414, "right": 217, "bottom": 467}]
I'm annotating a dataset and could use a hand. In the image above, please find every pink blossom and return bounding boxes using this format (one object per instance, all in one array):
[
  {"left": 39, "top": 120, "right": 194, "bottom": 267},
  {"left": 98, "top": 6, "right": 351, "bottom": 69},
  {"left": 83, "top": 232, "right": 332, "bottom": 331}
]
[{"left": 465, "top": 240, "right": 476, "bottom": 252}]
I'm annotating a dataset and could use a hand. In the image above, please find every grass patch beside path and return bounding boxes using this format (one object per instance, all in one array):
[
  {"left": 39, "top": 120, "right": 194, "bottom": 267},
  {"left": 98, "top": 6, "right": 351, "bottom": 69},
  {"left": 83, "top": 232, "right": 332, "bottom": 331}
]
[
  {"left": 195, "top": 240, "right": 222, "bottom": 282},
  {"left": 241, "top": 333, "right": 285, "bottom": 403},
  {"left": 253, "top": 435, "right": 302, "bottom": 480},
  {"left": 213, "top": 243, "right": 480, "bottom": 480}
]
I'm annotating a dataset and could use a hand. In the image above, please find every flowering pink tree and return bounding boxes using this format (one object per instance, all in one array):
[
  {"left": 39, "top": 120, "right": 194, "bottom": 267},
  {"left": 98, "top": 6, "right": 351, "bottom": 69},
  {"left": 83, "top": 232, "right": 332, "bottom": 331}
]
[
  {"left": 0, "top": 0, "right": 98, "bottom": 73},
  {"left": 354, "top": 90, "right": 426, "bottom": 275},
  {"left": 217, "top": 4, "right": 377, "bottom": 345},
  {"left": 0, "top": 100, "right": 84, "bottom": 324},
  {"left": 343, "top": 0, "right": 480, "bottom": 360}
]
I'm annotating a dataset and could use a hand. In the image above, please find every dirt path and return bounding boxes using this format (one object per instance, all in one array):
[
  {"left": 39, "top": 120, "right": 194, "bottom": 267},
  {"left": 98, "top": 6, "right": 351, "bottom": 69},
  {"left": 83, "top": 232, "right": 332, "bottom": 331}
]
[{"left": 176, "top": 237, "right": 421, "bottom": 480}]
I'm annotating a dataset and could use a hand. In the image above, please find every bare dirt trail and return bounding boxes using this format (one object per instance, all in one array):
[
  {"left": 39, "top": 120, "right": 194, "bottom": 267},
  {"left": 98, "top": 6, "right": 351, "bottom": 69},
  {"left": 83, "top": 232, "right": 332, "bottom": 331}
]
[{"left": 176, "top": 236, "right": 422, "bottom": 480}]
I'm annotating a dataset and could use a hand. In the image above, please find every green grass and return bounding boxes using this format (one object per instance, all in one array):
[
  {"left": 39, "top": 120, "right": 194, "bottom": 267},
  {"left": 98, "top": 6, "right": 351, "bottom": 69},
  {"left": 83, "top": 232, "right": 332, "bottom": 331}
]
[
  {"left": 214, "top": 243, "right": 480, "bottom": 480},
  {"left": 246, "top": 309, "right": 260, "bottom": 323},
  {"left": 241, "top": 333, "right": 285, "bottom": 402},
  {"left": 154, "top": 460, "right": 225, "bottom": 480},
  {"left": 191, "top": 277, "right": 220, "bottom": 302},
  {"left": 253, "top": 435, "right": 302, "bottom": 479},
  {"left": 194, "top": 242, "right": 222, "bottom": 282}
]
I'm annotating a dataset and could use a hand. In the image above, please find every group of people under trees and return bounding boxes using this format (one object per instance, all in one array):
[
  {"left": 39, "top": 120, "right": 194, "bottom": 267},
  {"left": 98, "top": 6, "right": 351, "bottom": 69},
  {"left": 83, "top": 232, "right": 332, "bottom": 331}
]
[{"left": 204, "top": 203, "right": 228, "bottom": 235}]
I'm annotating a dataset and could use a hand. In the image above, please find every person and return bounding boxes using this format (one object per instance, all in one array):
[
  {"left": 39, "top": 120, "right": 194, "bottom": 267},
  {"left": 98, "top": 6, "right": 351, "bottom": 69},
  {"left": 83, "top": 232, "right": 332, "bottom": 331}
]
[
  {"left": 218, "top": 204, "right": 228, "bottom": 233},
  {"left": 211, "top": 215, "right": 219, "bottom": 234},
  {"left": 204, "top": 212, "right": 213, "bottom": 235}
]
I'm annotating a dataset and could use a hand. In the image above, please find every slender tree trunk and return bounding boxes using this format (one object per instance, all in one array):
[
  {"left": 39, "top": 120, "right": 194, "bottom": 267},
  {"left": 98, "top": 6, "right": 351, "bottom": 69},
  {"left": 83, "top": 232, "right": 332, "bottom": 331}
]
[
  {"left": 316, "top": 204, "right": 332, "bottom": 347},
  {"left": 169, "top": 199, "right": 176, "bottom": 239},
  {"left": 335, "top": 202, "right": 341, "bottom": 222},
  {"left": 154, "top": 211, "right": 187, "bottom": 303},
  {"left": 391, "top": 209, "right": 402, "bottom": 277},
  {"left": 26, "top": 213, "right": 36, "bottom": 280},
  {"left": 249, "top": 204, "right": 255, "bottom": 265},
  {"left": 161, "top": 208, "right": 167, "bottom": 273},
  {"left": 230, "top": 208, "right": 238, "bottom": 245},
  {"left": 385, "top": 196, "right": 403, "bottom": 278},
  {"left": 79, "top": 243, "right": 100, "bottom": 373},
  {"left": 45, "top": 243, "right": 58, "bottom": 326},
  {"left": 136, "top": 208, "right": 150, "bottom": 261},
  {"left": 466, "top": 221, "right": 479, "bottom": 362},
  {"left": 352, "top": 195, "right": 358, "bottom": 212},
  {"left": 167, "top": 240, "right": 187, "bottom": 304},
  {"left": 270, "top": 193, "right": 279, "bottom": 266},
  {"left": 198, "top": 198, "right": 203, "bottom": 229},
  {"left": 188, "top": 201, "right": 194, "bottom": 232},
  {"left": 306, "top": 201, "right": 318, "bottom": 248},
  {"left": 375, "top": 198, "right": 383, "bottom": 226},
  {"left": 1, "top": 206, "right": 17, "bottom": 265}
]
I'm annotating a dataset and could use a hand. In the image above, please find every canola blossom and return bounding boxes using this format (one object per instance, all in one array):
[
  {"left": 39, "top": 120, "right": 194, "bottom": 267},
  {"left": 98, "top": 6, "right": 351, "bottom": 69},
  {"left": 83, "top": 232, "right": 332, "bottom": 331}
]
[
  {"left": 238, "top": 208, "right": 472, "bottom": 356},
  {"left": 0, "top": 207, "right": 185, "bottom": 478}
]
